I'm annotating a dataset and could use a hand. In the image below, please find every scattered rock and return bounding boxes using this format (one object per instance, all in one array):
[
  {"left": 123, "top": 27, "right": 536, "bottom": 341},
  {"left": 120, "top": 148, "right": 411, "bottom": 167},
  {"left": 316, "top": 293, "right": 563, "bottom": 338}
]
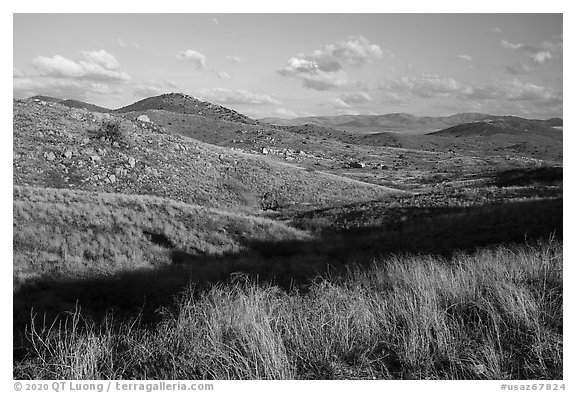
[
  {"left": 262, "top": 147, "right": 269, "bottom": 155},
  {"left": 109, "top": 174, "right": 116, "bottom": 183},
  {"left": 137, "top": 115, "right": 151, "bottom": 123},
  {"left": 63, "top": 150, "right": 73, "bottom": 159},
  {"left": 349, "top": 161, "right": 366, "bottom": 169},
  {"left": 90, "top": 155, "right": 101, "bottom": 162},
  {"left": 81, "top": 137, "right": 90, "bottom": 145},
  {"left": 128, "top": 157, "right": 136, "bottom": 168},
  {"left": 44, "top": 152, "right": 56, "bottom": 161}
]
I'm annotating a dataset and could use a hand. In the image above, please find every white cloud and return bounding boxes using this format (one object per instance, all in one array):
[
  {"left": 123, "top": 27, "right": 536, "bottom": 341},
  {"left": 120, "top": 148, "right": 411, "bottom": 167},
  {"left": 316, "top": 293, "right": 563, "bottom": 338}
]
[
  {"left": 340, "top": 91, "right": 372, "bottom": 104},
  {"left": 330, "top": 97, "right": 350, "bottom": 108},
  {"left": 464, "top": 79, "right": 562, "bottom": 106},
  {"left": 491, "top": 27, "right": 503, "bottom": 34},
  {"left": 13, "top": 77, "right": 119, "bottom": 100},
  {"left": 391, "top": 74, "right": 464, "bottom": 98},
  {"left": 115, "top": 38, "right": 140, "bottom": 48},
  {"left": 501, "top": 39, "right": 523, "bottom": 50},
  {"left": 309, "top": 35, "right": 388, "bottom": 68},
  {"left": 455, "top": 54, "right": 473, "bottom": 62},
  {"left": 198, "top": 87, "right": 282, "bottom": 105},
  {"left": 500, "top": 39, "right": 560, "bottom": 64},
  {"left": 226, "top": 55, "right": 243, "bottom": 63},
  {"left": 211, "top": 18, "right": 219, "bottom": 25},
  {"left": 32, "top": 50, "right": 130, "bottom": 82},
  {"left": 530, "top": 51, "right": 552, "bottom": 64},
  {"left": 273, "top": 107, "right": 315, "bottom": 118},
  {"left": 279, "top": 35, "right": 389, "bottom": 91},
  {"left": 81, "top": 49, "right": 119, "bottom": 70},
  {"left": 165, "top": 79, "right": 178, "bottom": 88},
  {"left": 13, "top": 67, "right": 24, "bottom": 78},
  {"left": 132, "top": 79, "right": 178, "bottom": 97},
  {"left": 331, "top": 92, "right": 373, "bottom": 108},
  {"left": 217, "top": 71, "right": 231, "bottom": 79},
  {"left": 177, "top": 49, "right": 207, "bottom": 69}
]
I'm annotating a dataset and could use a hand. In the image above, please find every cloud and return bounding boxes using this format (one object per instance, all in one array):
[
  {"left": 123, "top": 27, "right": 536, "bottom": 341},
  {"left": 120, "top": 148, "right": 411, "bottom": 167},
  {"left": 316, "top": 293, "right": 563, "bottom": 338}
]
[
  {"left": 330, "top": 97, "right": 350, "bottom": 108},
  {"left": 81, "top": 49, "right": 120, "bottom": 69},
  {"left": 490, "top": 27, "right": 503, "bottom": 34},
  {"left": 331, "top": 91, "right": 373, "bottom": 108},
  {"left": 309, "top": 35, "right": 388, "bottom": 68},
  {"left": 133, "top": 84, "right": 166, "bottom": 97},
  {"left": 279, "top": 35, "right": 389, "bottom": 90},
  {"left": 455, "top": 54, "right": 473, "bottom": 62},
  {"left": 177, "top": 49, "right": 207, "bottom": 69},
  {"left": 13, "top": 67, "right": 24, "bottom": 78},
  {"left": 301, "top": 70, "right": 349, "bottom": 90},
  {"left": 32, "top": 50, "right": 130, "bottom": 82},
  {"left": 13, "top": 77, "right": 120, "bottom": 100},
  {"left": 217, "top": 71, "right": 231, "bottom": 79},
  {"left": 505, "top": 63, "right": 532, "bottom": 75},
  {"left": 226, "top": 55, "right": 243, "bottom": 63},
  {"left": 390, "top": 74, "right": 464, "bottom": 98},
  {"left": 500, "top": 39, "right": 560, "bottom": 64},
  {"left": 500, "top": 39, "right": 523, "bottom": 50},
  {"left": 531, "top": 51, "right": 552, "bottom": 64},
  {"left": 273, "top": 107, "right": 315, "bottom": 118},
  {"left": 165, "top": 79, "right": 178, "bottom": 88},
  {"left": 463, "top": 79, "right": 562, "bottom": 106},
  {"left": 211, "top": 18, "right": 219, "bottom": 25},
  {"left": 132, "top": 79, "right": 178, "bottom": 97},
  {"left": 198, "top": 87, "right": 282, "bottom": 105},
  {"left": 115, "top": 38, "right": 140, "bottom": 48},
  {"left": 340, "top": 91, "right": 372, "bottom": 104}
]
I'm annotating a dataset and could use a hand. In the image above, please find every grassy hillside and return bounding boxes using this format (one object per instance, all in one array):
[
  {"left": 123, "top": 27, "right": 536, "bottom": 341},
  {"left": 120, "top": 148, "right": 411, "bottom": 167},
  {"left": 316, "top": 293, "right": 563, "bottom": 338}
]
[
  {"left": 15, "top": 240, "right": 562, "bottom": 380},
  {"left": 13, "top": 185, "right": 311, "bottom": 289},
  {"left": 14, "top": 99, "right": 401, "bottom": 213}
]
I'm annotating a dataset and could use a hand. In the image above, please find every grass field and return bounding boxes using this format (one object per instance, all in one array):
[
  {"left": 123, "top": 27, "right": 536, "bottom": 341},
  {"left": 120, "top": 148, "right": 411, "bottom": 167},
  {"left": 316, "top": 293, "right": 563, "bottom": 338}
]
[{"left": 14, "top": 239, "right": 562, "bottom": 380}]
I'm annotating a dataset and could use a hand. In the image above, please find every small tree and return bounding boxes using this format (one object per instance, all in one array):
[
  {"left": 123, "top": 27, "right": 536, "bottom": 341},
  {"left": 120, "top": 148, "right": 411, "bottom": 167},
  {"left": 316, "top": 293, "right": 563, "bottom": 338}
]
[{"left": 96, "top": 119, "right": 124, "bottom": 144}]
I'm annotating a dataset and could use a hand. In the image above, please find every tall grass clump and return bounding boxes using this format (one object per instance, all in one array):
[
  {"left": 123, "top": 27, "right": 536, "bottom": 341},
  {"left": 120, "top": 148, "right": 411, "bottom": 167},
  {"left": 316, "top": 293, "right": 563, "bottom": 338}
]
[{"left": 14, "top": 239, "right": 562, "bottom": 380}]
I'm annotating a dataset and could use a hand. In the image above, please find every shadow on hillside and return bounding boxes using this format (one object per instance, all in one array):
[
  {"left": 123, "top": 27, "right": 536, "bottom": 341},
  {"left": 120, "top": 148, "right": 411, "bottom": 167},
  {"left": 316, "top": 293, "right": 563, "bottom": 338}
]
[{"left": 14, "top": 197, "right": 562, "bottom": 360}]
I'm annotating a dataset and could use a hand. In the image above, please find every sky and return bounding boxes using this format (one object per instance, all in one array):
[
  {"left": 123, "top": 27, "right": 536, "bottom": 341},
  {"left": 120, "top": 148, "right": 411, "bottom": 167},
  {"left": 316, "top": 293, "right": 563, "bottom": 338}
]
[{"left": 13, "top": 13, "right": 563, "bottom": 119}]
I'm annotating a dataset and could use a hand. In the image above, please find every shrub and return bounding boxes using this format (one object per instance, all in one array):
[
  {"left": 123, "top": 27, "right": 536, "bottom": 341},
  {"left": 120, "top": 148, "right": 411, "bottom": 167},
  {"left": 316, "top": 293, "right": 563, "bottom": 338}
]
[{"left": 95, "top": 119, "right": 125, "bottom": 144}]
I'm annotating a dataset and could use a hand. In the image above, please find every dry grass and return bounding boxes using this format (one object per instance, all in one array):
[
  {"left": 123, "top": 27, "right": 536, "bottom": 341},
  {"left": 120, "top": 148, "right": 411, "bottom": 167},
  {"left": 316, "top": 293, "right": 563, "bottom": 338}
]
[
  {"left": 15, "top": 239, "right": 562, "bottom": 380},
  {"left": 13, "top": 185, "right": 311, "bottom": 290}
]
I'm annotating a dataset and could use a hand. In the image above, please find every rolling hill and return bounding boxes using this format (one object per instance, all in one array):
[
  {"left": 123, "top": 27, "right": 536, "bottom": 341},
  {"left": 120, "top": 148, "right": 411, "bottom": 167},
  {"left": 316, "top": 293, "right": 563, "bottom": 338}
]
[
  {"left": 430, "top": 118, "right": 564, "bottom": 138},
  {"left": 115, "top": 92, "right": 256, "bottom": 125},
  {"left": 13, "top": 98, "right": 402, "bottom": 214},
  {"left": 261, "top": 113, "right": 563, "bottom": 135},
  {"left": 60, "top": 99, "right": 112, "bottom": 113}
]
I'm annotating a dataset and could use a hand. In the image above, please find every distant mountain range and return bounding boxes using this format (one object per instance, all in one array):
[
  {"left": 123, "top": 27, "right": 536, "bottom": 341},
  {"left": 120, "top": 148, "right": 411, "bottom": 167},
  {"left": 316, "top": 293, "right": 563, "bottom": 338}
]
[
  {"left": 430, "top": 118, "right": 563, "bottom": 137},
  {"left": 29, "top": 94, "right": 562, "bottom": 137},
  {"left": 260, "top": 113, "right": 562, "bottom": 133}
]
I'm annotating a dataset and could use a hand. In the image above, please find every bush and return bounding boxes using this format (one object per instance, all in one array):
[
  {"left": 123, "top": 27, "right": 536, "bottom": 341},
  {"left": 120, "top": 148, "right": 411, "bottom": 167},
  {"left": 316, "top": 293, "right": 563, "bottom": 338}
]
[{"left": 96, "top": 120, "right": 124, "bottom": 143}]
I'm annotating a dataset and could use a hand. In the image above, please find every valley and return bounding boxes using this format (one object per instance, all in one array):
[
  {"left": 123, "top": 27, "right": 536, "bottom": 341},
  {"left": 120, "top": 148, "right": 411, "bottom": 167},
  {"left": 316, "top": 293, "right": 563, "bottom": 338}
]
[{"left": 13, "top": 93, "right": 563, "bottom": 380}]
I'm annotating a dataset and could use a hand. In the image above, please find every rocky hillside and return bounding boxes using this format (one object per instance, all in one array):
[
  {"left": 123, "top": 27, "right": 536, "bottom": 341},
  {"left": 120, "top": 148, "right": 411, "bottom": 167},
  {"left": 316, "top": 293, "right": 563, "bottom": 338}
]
[
  {"left": 115, "top": 93, "right": 256, "bottom": 125},
  {"left": 13, "top": 99, "right": 399, "bottom": 213}
]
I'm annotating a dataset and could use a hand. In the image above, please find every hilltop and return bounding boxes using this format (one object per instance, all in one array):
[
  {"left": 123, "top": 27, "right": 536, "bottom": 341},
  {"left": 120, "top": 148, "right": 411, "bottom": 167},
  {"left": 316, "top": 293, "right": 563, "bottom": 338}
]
[{"left": 115, "top": 92, "right": 256, "bottom": 125}]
